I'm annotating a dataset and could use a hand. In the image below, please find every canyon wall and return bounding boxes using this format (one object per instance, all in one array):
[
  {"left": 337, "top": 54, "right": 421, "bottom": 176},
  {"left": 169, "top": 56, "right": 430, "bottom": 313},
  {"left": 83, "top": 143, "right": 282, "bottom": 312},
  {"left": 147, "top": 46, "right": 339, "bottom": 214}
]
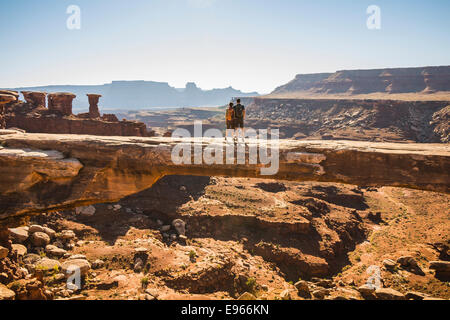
[
  {"left": 242, "top": 98, "right": 450, "bottom": 143},
  {"left": 272, "top": 66, "right": 450, "bottom": 95}
]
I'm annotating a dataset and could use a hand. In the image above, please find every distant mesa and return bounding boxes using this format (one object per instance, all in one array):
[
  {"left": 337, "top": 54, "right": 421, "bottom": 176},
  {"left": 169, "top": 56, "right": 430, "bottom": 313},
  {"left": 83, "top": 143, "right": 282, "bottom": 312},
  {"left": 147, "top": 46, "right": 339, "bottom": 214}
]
[
  {"left": 7, "top": 81, "right": 259, "bottom": 111},
  {"left": 271, "top": 66, "right": 450, "bottom": 97},
  {"left": 0, "top": 90, "right": 154, "bottom": 137}
]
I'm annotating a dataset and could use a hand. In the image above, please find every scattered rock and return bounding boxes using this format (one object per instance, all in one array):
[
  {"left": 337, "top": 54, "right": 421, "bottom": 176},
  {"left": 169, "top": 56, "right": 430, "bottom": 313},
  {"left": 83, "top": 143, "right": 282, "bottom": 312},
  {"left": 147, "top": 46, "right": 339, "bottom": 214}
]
[
  {"left": 8, "top": 227, "right": 28, "bottom": 243},
  {"left": 62, "top": 259, "right": 91, "bottom": 276},
  {"left": 383, "top": 259, "right": 396, "bottom": 270},
  {"left": 357, "top": 284, "right": 376, "bottom": 300},
  {"left": 45, "top": 245, "right": 67, "bottom": 258},
  {"left": 59, "top": 230, "right": 76, "bottom": 240},
  {"left": 95, "top": 279, "right": 118, "bottom": 290},
  {"left": 8, "top": 279, "right": 50, "bottom": 300},
  {"left": 172, "top": 219, "right": 186, "bottom": 236},
  {"left": 312, "top": 278, "right": 334, "bottom": 288},
  {"left": 280, "top": 289, "right": 292, "bottom": 300},
  {"left": 30, "top": 232, "right": 51, "bottom": 247},
  {"left": 67, "top": 254, "right": 87, "bottom": 260},
  {"left": 43, "top": 227, "right": 56, "bottom": 238},
  {"left": 161, "top": 225, "right": 171, "bottom": 232},
  {"left": 112, "top": 275, "right": 128, "bottom": 287},
  {"left": 92, "top": 259, "right": 105, "bottom": 269},
  {"left": 28, "top": 225, "right": 45, "bottom": 234},
  {"left": 0, "top": 246, "right": 8, "bottom": 259},
  {"left": 405, "top": 291, "right": 429, "bottom": 300},
  {"left": 145, "top": 288, "right": 159, "bottom": 299},
  {"left": 332, "top": 288, "right": 361, "bottom": 300},
  {"left": 35, "top": 258, "right": 62, "bottom": 273},
  {"left": 0, "top": 284, "right": 15, "bottom": 300},
  {"left": 75, "top": 205, "right": 96, "bottom": 217},
  {"left": 375, "top": 288, "right": 405, "bottom": 300},
  {"left": 312, "top": 288, "right": 330, "bottom": 300},
  {"left": 23, "top": 253, "right": 41, "bottom": 265},
  {"left": 295, "top": 280, "right": 310, "bottom": 297},
  {"left": 134, "top": 257, "right": 144, "bottom": 273},
  {"left": 397, "top": 256, "right": 418, "bottom": 268},
  {"left": 429, "top": 261, "right": 450, "bottom": 272},
  {"left": 11, "top": 244, "right": 27, "bottom": 257},
  {"left": 113, "top": 204, "right": 121, "bottom": 211},
  {"left": 238, "top": 292, "right": 257, "bottom": 300}
]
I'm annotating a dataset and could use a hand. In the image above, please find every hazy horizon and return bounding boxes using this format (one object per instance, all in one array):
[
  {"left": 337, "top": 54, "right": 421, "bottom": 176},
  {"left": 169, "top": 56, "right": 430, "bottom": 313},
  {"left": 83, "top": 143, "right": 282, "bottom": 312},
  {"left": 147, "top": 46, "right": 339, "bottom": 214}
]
[{"left": 1, "top": 0, "right": 449, "bottom": 93}]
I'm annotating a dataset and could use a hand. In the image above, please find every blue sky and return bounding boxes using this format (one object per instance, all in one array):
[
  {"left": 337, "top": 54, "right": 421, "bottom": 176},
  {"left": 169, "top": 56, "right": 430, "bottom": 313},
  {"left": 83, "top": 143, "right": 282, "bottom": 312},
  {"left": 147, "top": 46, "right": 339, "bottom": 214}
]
[{"left": 0, "top": 0, "right": 449, "bottom": 93}]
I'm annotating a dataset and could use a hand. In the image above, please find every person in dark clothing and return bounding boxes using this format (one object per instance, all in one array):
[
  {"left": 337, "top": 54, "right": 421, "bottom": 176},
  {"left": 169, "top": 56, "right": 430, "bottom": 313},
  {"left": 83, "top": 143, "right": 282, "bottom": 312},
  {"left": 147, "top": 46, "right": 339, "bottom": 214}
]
[{"left": 233, "top": 99, "right": 245, "bottom": 141}]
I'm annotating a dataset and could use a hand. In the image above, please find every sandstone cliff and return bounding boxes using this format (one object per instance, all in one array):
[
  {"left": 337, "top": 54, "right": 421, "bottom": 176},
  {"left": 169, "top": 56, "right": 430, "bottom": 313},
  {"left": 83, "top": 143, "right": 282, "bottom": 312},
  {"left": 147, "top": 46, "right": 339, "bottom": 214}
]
[{"left": 272, "top": 66, "right": 450, "bottom": 96}]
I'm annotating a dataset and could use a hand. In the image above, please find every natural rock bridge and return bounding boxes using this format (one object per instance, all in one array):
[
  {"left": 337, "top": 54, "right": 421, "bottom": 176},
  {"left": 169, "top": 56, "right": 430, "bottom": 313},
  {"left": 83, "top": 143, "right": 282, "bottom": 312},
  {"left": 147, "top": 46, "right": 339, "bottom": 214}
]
[{"left": 0, "top": 130, "right": 449, "bottom": 224}]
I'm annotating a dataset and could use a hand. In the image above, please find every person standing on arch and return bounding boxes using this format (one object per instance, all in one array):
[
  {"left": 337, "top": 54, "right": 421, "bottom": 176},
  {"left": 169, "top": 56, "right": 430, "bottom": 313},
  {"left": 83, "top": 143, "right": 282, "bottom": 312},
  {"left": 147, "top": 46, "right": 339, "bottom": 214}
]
[
  {"left": 233, "top": 98, "right": 245, "bottom": 142},
  {"left": 225, "top": 102, "right": 235, "bottom": 141}
]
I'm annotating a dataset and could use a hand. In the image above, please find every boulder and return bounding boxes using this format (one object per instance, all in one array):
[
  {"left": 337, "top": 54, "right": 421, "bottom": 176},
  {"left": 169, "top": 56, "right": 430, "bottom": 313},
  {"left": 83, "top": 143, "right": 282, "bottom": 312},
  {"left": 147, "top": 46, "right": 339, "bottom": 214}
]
[
  {"left": 59, "top": 230, "right": 76, "bottom": 240},
  {"left": 429, "top": 261, "right": 450, "bottom": 272},
  {"left": 11, "top": 244, "right": 27, "bottom": 257},
  {"left": 62, "top": 259, "right": 91, "bottom": 276},
  {"left": 375, "top": 288, "right": 405, "bottom": 300},
  {"left": 280, "top": 289, "right": 292, "bottom": 300},
  {"left": 67, "top": 254, "right": 87, "bottom": 260},
  {"left": 397, "top": 256, "right": 418, "bottom": 268},
  {"left": 238, "top": 292, "right": 257, "bottom": 300},
  {"left": 43, "top": 227, "right": 56, "bottom": 238},
  {"left": 0, "top": 284, "right": 15, "bottom": 300},
  {"left": 45, "top": 245, "right": 67, "bottom": 258},
  {"left": 92, "top": 259, "right": 105, "bottom": 269},
  {"left": 8, "top": 227, "right": 28, "bottom": 243},
  {"left": 30, "top": 232, "right": 51, "bottom": 247},
  {"left": 161, "top": 225, "right": 171, "bottom": 232},
  {"left": 294, "top": 280, "right": 311, "bottom": 297},
  {"left": 23, "top": 253, "right": 41, "bottom": 265},
  {"left": 312, "top": 278, "right": 334, "bottom": 288},
  {"left": 95, "top": 279, "right": 118, "bottom": 290},
  {"left": 312, "top": 288, "right": 330, "bottom": 300},
  {"left": 172, "top": 219, "right": 186, "bottom": 236},
  {"left": 35, "top": 258, "right": 62, "bottom": 273},
  {"left": 357, "top": 284, "right": 377, "bottom": 300},
  {"left": 28, "top": 225, "right": 45, "bottom": 234},
  {"left": 75, "top": 205, "right": 96, "bottom": 217},
  {"left": 382, "top": 259, "right": 396, "bottom": 270},
  {"left": 7, "top": 279, "right": 49, "bottom": 300},
  {"left": 0, "top": 246, "right": 8, "bottom": 259},
  {"left": 405, "top": 291, "right": 429, "bottom": 300}
]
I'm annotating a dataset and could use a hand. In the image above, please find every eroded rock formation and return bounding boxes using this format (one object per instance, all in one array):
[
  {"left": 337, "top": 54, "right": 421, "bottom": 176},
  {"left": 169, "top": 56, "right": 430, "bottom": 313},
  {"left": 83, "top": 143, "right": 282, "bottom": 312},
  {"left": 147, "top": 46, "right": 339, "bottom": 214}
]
[
  {"left": 0, "top": 91, "right": 19, "bottom": 130},
  {"left": 0, "top": 130, "right": 448, "bottom": 223},
  {"left": 87, "top": 94, "right": 101, "bottom": 118},
  {"left": 2, "top": 91, "right": 154, "bottom": 137},
  {"left": 21, "top": 91, "right": 46, "bottom": 108},
  {"left": 47, "top": 92, "right": 75, "bottom": 116}
]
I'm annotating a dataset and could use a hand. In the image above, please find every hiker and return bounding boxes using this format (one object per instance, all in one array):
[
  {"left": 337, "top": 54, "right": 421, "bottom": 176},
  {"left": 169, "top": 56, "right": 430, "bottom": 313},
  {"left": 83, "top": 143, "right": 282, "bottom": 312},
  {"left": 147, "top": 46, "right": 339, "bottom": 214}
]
[
  {"left": 225, "top": 102, "right": 235, "bottom": 141},
  {"left": 233, "top": 98, "right": 245, "bottom": 141}
]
